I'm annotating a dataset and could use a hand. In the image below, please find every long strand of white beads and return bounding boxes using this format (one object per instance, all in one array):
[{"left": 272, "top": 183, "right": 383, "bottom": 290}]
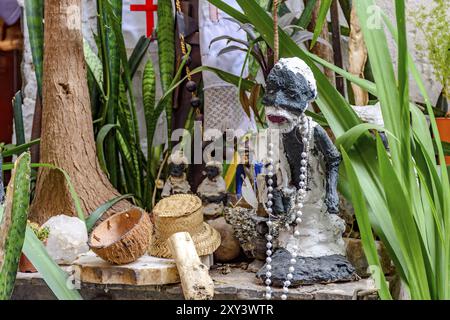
[
  {"left": 264, "top": 132, "right": 275, "bottom": 300},
  {"left": 281, "top": 114, "right": 311, "bottom": 300},
  {"left": 265, "top": 115, "right": 312, "bottom": 300}
]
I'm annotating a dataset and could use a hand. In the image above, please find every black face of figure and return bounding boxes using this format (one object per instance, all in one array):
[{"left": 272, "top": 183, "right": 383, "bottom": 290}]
[
  {"left": 262, "top": 63, "right": 317, "bottom": 116},
  {"left": 205, "top": 166, "right": 220, "bottom": 180},
  {"left": 169, "top": 163, "right": 186, "bottom": 178}
]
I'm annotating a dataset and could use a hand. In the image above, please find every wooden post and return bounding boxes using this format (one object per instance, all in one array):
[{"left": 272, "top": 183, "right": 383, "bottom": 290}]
[{"left": 168, "top": 232, "right": 214, "bottom": 300}]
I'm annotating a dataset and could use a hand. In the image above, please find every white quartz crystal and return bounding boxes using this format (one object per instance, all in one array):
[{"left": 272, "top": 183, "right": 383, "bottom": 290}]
[{"left": 43, "top": 215, "right": 89, "bottom": 265}]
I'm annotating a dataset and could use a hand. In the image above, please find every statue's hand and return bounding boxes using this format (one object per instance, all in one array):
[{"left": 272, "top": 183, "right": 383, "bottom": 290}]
[{"left": 325, "top": 191, "right": 339, "bottom": 215}]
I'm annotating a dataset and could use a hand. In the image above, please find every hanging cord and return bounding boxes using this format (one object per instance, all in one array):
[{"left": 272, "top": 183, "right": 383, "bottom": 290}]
[
  {"left": 273, "top": 0, "right": 279, "bottom": 63},
  {"left": 175, "top": 0, "right": 200, "bottom": 117},
  {"left": 175, "top": 0, "right": 193, "bottom": 83}
]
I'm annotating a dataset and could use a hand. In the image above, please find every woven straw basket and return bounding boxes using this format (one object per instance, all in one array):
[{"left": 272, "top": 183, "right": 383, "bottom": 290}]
[{"left": 148, "top": 194, "right": 221, "bottom": 258}]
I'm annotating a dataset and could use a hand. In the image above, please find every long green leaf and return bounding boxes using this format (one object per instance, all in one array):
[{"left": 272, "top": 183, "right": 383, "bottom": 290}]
[
  {"left": 22, "top": 227, "right": 82, "bottom": 300},
  {"left": 96, "top": 124, "right": 118, "bottom": 176},
  {"left": 341, "top": 148, "right": 392, "bottom": 300},
  {"left": 335, "top": 123, "right": 397, "bottom": 151},
  {"left": 310, "top": 0, "right": 332, "bottom": 49},
  {"left": 157, "top": 0, "right": 175, "bottom": 138},
  {"left": 85, "top": 194, "right": 133, "bottom": 231},
  {"left": 1, "top": 140, "right": 40, "bottom": 158},
  {"left": 32, "top": 164, "right": 85, "bottom": 222},
  {"left": 129, "top": 36, "right": 152, "bottom": 78},
  {"left": 12, "top": 92, "right": 25, "bottom": 146},
  {"left": 25, "top": 0, "right": 44, "bottom": 99}
]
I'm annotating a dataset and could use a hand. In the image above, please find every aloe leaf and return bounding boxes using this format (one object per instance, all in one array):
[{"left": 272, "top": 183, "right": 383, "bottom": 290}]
[
  {"left": 0, "top": 155, "right": 4, "bottom": 204},
  {"left": 0, "top": 153, "right": 30, "bottom": 300}
]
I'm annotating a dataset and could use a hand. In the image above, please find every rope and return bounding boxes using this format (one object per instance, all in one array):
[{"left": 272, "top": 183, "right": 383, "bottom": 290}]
[
  {"left": 175, "top": 0, "right": 193, "bottom": 82},
  {"left": 273, "top": 0, "right": 279, "bottom": 63}
]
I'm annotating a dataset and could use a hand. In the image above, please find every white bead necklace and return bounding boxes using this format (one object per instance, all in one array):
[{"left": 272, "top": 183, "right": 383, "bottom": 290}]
[{"left": 264, "top": 114, "right": 312, "bottom": 300}]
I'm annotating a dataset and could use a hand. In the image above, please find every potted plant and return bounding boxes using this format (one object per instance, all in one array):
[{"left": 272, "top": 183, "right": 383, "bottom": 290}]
[
  {"left": 18, "top": 221, "right": 50, "bottom": 273},
  {"left": 412, "top": 0, "right": 450, "bottom": 163}
]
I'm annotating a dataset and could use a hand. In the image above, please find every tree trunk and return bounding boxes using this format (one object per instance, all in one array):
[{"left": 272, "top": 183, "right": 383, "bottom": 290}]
[
  {"left": 348, "top": 4, "right": 369, "bottom": 106},
  {"left": 29, "top": 0, "right": 130, "bottom": 224}
]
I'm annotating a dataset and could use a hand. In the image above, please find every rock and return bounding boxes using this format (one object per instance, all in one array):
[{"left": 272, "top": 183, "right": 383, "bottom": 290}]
[
  {"left": 344, "top": 238, "right": 394, "bottom": 277},
  {"left": 43, "top": 215, "right": 89, "bottom": 264},
  {"left": 207, "top": 217, "right": 240, "bottom": 262},
  {"left": 247, "top": 259, "right": 264, "bottom": 273},
  {"left": 256, "top": 249, "right": 358, "bottom": 287}
]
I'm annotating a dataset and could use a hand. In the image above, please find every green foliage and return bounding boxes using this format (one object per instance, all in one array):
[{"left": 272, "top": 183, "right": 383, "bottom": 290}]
[
  {"left": 157, "top": 0, "right": 176, "bottom": 135},
  {"left": 27, "top": 221, "right": 49, "bottom": 242},
  {"left": 0, "top": 153, "right": 31, "bottom": 300},
  {"left": 310, "top": 0, "right": 332, "bottom": 49},
  {"left": 24, "top": 0, "right": 44, "bottom": 99},
  {"left": 22, "top": 226, "right": 82, "bottom": 300},
  {"left": 12, "top": 92, "right": 25, "bottom": 146},
  {"left": 209, "top": 0, "right": 450, "bottom": 300},
  {"left": 411, "top": 0, "right": 450, "bottom": 102},
  {"left": 143, "top": 59, "right": 157, "bottom": 207}
]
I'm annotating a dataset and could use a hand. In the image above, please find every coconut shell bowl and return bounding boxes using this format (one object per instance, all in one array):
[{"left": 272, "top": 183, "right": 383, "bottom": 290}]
[{"left": 88, "top": 208, "right": 152, "bottom": 265}]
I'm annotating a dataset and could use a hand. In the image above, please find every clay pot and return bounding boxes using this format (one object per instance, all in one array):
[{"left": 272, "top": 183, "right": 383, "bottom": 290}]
[
  {"left": 19, "top": 240, "right": 47, "bottom": 273},
  {"left": 436, "top": 118, "right": 450, "bottom": 165},
  {"left": 19, "top": 253, "right": 37, "bottom": 273},
  {"left": 89, "top": 208, "right": 152, "bottom": 265}
]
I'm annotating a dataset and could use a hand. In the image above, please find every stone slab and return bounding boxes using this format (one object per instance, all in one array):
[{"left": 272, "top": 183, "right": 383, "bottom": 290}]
[
  {"left": 72, "top": 251, "right": 180, "bottom": 286},
  {"left": 14, "top": 263, "right": 378, "bottom": 300}
]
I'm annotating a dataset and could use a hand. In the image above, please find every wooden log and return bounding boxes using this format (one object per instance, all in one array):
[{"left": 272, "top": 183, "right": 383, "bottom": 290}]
[{"left": 168, "top": 232, "right": 214, "bottom": 300}]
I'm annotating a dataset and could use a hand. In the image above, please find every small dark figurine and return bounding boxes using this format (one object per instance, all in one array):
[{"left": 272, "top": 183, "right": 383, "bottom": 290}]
[
  {"left": 253, "top": 57, "right": 356, "bottom": 290},
  {"left": 161, "top": 151, "right": 192, "bottom": 198},
  {"left": 197, "top": 161, "right": 227, "bottom": 219}
]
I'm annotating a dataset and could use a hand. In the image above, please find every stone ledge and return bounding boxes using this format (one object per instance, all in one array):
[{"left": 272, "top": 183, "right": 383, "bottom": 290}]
[{"left": 13, "top": 265, "right": 378, "bottom": 300}]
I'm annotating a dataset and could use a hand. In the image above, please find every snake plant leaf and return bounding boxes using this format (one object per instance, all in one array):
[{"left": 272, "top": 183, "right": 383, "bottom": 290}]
[
  {"left": 142, "top": 59, "right": 156, "bottom": 208},
  {"left": 0, "top": 153, "right": 30, "bottom": 300},
  {"left": 157, "top": 0, "right": 176, "bottom": 135},
  {"left": 96, "top": 124, "right": 119, "bottom": 176},
  {"left": 83, "top": 39, "right": 105, "bottom": 98},
  {"left": 24, "top": 0, "right": 44, "bottom": 99},
  {"left": 129, "top": 36, "right": 152, "bottom": 78},
  {"left": 12, "top": 92, "right": 25, "bottom": 146}
]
